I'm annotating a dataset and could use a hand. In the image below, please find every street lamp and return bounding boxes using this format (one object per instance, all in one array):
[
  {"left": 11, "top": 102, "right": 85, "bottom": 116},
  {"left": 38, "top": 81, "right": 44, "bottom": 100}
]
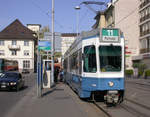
[
  {"left": 75, "top": 5, "right": 80, "bottom": 37},
  {"left": 51, "top": 0, "right": 55, "bottom": 85}
]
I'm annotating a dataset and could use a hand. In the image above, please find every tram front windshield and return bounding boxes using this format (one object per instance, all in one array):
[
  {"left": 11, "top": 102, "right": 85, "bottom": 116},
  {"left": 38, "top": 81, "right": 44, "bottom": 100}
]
[{"left": 99, "top": 46, "right": 121, "bottom": 72}]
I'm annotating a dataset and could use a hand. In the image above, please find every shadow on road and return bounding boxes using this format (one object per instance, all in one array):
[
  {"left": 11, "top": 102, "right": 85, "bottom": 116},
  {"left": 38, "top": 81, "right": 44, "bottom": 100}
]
[{"left": 0, "top": 85, "right": 29, "bottom": 92}]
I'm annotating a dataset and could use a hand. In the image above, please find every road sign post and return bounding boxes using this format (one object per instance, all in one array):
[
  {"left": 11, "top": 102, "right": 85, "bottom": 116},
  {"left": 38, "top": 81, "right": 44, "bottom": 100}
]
[
  {"left": 51, "top": 0, "right": 55, "bottom": 86},
  {"left": 37, "top": 40, "right": 51, "bottom": 97}
]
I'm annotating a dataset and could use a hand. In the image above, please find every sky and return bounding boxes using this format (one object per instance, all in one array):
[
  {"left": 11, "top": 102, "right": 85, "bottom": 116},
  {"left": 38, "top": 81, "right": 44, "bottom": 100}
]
[{"left": 0, "top": 0, "right": 110, "bottom": 33}]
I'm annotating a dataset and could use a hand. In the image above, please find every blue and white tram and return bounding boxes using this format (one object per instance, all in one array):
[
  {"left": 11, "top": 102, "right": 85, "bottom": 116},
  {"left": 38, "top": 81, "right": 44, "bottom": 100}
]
[{"left": 63, "top": 28, "right": 125, "bottom": 104}]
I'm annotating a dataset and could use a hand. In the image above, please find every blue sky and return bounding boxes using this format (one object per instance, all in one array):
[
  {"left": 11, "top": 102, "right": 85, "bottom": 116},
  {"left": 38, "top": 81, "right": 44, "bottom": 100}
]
[{"left": 0, "top": 0, "right": 110, "bottom": 33}]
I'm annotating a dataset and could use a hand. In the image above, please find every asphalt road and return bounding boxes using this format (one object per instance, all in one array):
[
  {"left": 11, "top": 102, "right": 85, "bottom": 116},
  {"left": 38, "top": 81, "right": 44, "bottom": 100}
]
[
  {"left": 1, "top": 74, "right": 150, "bottom": 117},
  {"left": 125, "top": 78, "right": 150, "bottom": 107},
  {"left": 0, "top": 73, "right": 36, "bottom": 117}
]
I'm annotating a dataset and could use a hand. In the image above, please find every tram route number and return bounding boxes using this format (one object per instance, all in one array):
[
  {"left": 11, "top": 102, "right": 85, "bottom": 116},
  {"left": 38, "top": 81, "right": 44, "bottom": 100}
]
[{"left": 101, "top": 29, "right": 119, "bottom": 42}]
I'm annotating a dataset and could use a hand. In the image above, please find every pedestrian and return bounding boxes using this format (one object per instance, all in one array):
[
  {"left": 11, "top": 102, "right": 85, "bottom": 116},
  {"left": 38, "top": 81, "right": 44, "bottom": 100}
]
[
  {"left": 54, "top": 66, "right": 60, "bottom": 83},
  {"left": 59, "top": 69, "right": 64, "bottom": 82}
]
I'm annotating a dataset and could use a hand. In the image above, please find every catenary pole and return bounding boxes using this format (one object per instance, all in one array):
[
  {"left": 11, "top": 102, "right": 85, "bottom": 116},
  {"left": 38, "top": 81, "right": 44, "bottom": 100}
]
[{"left": 51, "top": 0, "right": 54, "bottom": 85}]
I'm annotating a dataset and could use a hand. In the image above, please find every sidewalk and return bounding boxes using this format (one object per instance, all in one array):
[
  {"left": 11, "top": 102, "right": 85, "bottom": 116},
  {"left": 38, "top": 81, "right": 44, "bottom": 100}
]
[{"left": 4, "top": 83, "right": 105, "bottom": 117}]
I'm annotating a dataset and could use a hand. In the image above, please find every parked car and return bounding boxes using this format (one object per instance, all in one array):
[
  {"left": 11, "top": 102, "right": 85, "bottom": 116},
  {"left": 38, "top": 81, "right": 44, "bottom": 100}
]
[
  {"left": 0, "top": 72, "right": 25, "bottom": 91},
  {"left": 22, "top": 69, "right": 30, "bottom": 74}
]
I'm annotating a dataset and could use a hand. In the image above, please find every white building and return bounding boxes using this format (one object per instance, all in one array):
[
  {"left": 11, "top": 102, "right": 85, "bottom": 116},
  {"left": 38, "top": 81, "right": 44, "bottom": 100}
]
[
  {"left": 27, "top": 24, "right": 41, "bottom": 33},
  {"left": 0, "top": 19, "right": 37, "bottom": 72},
  {"left": 114, "top": 0, "right": 140, "bottom": 69},
  {"left": 61, "top": 33, "right": 77, "bottom": 56}
]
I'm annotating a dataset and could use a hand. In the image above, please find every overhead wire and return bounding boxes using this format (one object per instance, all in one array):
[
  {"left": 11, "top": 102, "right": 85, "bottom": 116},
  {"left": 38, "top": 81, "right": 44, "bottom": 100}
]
[
  {"left": 30, "top": 0, "right": 74, "bottom": 32},
  {"left": 78, "top": 0, "right": 109, "bottom": 31},
  {"left": 115, "top": 7, "right": 139, "bottom": 25}
]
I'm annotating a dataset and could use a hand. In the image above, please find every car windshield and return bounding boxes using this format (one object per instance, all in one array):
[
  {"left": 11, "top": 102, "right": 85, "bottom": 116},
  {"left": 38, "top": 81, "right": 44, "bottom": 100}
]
[
  {"left": 1, "top": 73, "right": 19, "bottom": 79},
  {"left": 99, "top": 45, "right": 122, "bottom": 72}
]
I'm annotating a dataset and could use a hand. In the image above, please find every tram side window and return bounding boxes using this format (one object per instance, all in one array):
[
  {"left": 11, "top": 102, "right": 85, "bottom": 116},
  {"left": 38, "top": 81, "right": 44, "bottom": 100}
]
[
  {"left": 79, "top": 49, "right": 82, "bottom": 75},
  {"left": 83, "top": 45, "right": 97, "bottom": 73},
  {"left": 64, "top": 59, "right": 67, "bottom": 72},
  {"left": 70, "top": 52, "right": 78, "bottom": 73}
]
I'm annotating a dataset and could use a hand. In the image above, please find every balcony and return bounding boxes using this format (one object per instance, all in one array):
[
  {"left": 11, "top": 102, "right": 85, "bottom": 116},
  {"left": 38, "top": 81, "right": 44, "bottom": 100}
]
[
  {"left": 140, "top": 0, "right": 150, "bottom": 9},
  {"left": 140, "top": 48, "right": 150, "bottom": 54},
  {"left": 140, "top": 29, "right": 150, "bottom": 37},
  {"left": 8, "top": 45, "right": 20, "bottom": 50}
]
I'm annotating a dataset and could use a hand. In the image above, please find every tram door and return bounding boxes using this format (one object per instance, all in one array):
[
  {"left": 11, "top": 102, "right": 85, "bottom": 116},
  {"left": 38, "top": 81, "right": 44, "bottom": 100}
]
[{"left": 43, "top": 60, "right": 51, "bottom": 88}]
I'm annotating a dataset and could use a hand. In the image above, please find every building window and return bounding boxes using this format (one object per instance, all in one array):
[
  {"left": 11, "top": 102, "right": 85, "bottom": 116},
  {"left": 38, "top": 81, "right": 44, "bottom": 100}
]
[
  {"left": 145, "top": 23, "right": 148, "bottom": 30},
  {"left": 0, "top": 40, "right": 4, "bottom": 46},
  {"left": 140, "top": 39, "right": 147, "bottom": 49},
  {"left": 12, "top": 40, "right": 17, "bottom": 45},
  {"left": 24, "top": 40, "right": 29, "bottom": 46},
  {"left": 148, "top": 22, "right": 150, "bottom": 30},
  {"left": 147, "top": 37, "right": 150, "bottom": 49},
  {"left": 0, "top": 50, "right": 4, "bottom": 55},
  {"left": 24, "top": 50, "right": 29, "bottom": 56},
  {"left": 11, "top": 50, "right": 17, "bottom": 56},
  {"left": 23, "top": 60, "right": 30, "bottom": 69}
]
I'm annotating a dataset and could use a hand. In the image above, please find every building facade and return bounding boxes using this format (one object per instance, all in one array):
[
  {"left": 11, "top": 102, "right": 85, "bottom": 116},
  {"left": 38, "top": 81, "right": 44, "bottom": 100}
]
[
  {"left": 0, "top": 19, "right": 37, "bottom": 72},
  {"left": 27, "top": 24, "right": 41, "bottom": 33},
  {"left": 114, "top": 0, "right": 140, "bottom": 69},
  {"left": 92, "top": 0, "right": 140, "bottom": 69},
  {"left": 133, "top": 0, "right": 150, "bottom": 68},
  {"left": 61, "top": 33, "right": 77, "bottom": 56}
]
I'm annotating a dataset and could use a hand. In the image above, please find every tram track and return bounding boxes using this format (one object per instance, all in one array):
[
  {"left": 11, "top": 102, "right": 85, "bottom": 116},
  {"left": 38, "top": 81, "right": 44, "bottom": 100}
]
[
  {"left": 126, "top": 81, "right": 150, "bottom": 87},
  {"left": 93, "top": 101, "right": 112, "bottom": 117},
  {"left": 93, "top": 98, "right": 150, "bottom": 117},
  {"left": 120, "top": 103, "right": 150, "bottom": 117},
  {"left": 125, "top": 98, "right": 150, "bottom": 110},
  {"left": 126, "top": 82, "right": 150, "bottom": 92}
]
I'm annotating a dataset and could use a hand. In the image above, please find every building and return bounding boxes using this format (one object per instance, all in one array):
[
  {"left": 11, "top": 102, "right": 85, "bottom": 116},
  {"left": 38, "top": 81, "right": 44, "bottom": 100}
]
[
  {"left": 92, "top": 3, "right": 115, "bottom": 29},
  {"left": 114, "top": 0, "right": 140, "bottom": 69},
  {"left": 61, "top": 33, "right": 77, "bottom": 56},
  {"left": 133, "top": 0, "right": 150, "bottom": 68},
  {"left": 0, "top": 19, "right": 37, "bottom": 72},
  {"left": 27, "top": 24, "right": 41, "bottom": 33},
  {"left": 93, "top": 0, "right": 140, "bottom": 69}
]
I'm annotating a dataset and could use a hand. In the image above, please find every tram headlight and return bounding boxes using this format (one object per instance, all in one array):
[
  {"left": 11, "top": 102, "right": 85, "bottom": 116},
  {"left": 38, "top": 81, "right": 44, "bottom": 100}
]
[{"left": 108, "top": 81, "right": 114, "bottom": 87}]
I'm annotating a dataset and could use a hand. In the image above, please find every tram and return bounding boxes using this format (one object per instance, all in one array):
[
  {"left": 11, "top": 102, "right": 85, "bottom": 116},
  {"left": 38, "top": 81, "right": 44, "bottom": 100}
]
[{"left": 63, "top": 28, "right": 125, "bottom": 104}]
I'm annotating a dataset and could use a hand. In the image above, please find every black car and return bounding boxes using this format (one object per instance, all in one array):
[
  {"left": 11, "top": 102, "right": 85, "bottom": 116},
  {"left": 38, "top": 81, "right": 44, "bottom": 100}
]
[{"left": 0, "top": 72, "right": 25, "bottom": 91}]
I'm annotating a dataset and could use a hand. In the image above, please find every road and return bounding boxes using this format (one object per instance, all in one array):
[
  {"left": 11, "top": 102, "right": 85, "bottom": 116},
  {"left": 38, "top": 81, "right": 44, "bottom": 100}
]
[
  {"left": 94, "top": 78, "right": 150, "bottom": 117},
  {"left": 0, "top": 73, "right": 36, "bottom": 117},
  {"left": 0, "top": 74, "right": 150, "bottom": 117}
]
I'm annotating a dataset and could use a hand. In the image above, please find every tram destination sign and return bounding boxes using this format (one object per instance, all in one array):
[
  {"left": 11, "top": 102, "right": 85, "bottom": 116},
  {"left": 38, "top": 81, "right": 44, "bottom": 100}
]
[{"left": 101, "top": 28, "right": 120, "bottom": 43}]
